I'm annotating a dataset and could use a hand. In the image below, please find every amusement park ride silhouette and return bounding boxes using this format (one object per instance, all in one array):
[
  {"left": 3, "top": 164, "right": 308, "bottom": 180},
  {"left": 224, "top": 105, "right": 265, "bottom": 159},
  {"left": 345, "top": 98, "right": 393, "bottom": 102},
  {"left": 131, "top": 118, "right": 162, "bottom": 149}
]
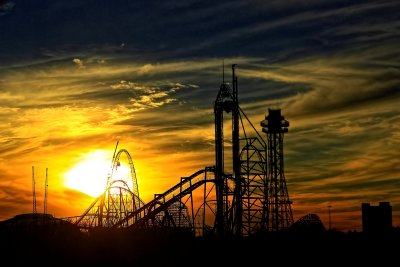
[
  {"left": 2, "top": 66, "right": 397, "bottom": 266},
  {"left": 66, "top": 65, "right": 294, "bottom": 236}
]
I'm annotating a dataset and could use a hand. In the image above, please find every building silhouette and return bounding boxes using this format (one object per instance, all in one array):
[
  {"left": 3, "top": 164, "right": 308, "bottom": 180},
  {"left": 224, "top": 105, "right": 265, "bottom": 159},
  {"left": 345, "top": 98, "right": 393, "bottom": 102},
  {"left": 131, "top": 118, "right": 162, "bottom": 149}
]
[{"left": 362, "top": 202, "right": 392, "bottom": 233}]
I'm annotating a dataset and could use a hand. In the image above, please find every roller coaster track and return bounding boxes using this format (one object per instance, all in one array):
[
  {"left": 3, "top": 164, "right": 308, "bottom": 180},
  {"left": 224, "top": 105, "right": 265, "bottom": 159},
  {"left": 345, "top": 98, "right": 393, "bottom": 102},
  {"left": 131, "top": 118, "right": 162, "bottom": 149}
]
[
  {"left": 112, "top": 166, "right": 215, "bottom": 228},
  {"left": 72, "top": 180, "right": 145, "bottom": 228},
  {"left": 67, "top": 67, "right": 282, "bottom": 235}
]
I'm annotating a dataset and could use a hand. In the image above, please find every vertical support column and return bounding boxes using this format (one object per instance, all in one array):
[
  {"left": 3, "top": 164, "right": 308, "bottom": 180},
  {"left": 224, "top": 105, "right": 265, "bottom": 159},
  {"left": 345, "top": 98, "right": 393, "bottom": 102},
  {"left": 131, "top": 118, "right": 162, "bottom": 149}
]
[
  {"left": 99, "top": 193, "right": 105, "bottom": 227},
  {"left": 214, "top": 100, "right": 224, "bottom": 235},
  {"left": 189, "top": 178, "right": 195, "bottom": 230},
  {"left": 232, "top": 64, "right": 242, "bottom": 236},
  {"left": 44, "top": 168, "right": 48, "bottom": 214},
  {"left": 32, "top": 166, "right": 36, "bottom": 214},
  {"left": 214, "top": 65, "right": 241, "bottom": 236},
  {"left": 202, "top": 171, "right": 207, "bottom": 236},
  {"left": 179, "top": 178, "right": 183, "bottom": 227},
  {"left": 119, "top": 187, "right": 123, "bottom": 224}
]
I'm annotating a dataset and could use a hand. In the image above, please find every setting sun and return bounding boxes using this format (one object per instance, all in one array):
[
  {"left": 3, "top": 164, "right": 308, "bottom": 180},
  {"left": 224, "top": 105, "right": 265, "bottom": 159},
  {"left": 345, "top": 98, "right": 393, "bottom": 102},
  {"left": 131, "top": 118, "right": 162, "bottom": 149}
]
[
  {"left": 64, "top": 150, "right": 112, "bottom": 197},
  {"left": 64, "top": 150, "right": 135, "bottom": 197},
  {"left": 0, "top": 1, "right": 399, "bottom": 251}
]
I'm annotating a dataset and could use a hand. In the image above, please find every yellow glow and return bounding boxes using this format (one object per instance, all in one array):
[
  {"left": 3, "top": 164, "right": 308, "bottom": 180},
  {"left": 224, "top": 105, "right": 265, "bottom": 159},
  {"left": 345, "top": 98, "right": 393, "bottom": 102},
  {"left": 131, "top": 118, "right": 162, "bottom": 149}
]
[
  {"left": 64, "top": 150, "right": 135, "bottom": 197},
  {"left": 64, "top": 150, "right": 112, "bottom": 197},
  {"left": 108, "top": 161, "right": 134, "bottom": 195}
]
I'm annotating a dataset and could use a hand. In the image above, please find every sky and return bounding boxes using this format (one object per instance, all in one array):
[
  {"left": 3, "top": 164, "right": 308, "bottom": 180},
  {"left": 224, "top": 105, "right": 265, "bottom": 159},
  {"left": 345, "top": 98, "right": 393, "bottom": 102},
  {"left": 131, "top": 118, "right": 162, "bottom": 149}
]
[{"left": 0, "top": 0, "right": 399, "bottom": 231}]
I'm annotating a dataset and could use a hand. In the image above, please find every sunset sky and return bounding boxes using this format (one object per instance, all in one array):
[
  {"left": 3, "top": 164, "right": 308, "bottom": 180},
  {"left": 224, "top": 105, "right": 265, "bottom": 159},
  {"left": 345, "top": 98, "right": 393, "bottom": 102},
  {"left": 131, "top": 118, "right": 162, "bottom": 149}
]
[{"left": 0, "top": 0, "right": 399, "bottom": 231}]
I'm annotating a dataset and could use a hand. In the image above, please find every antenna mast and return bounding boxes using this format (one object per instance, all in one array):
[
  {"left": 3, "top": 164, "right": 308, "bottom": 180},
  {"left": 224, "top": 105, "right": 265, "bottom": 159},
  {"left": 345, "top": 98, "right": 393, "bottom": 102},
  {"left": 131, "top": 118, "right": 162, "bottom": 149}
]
[
  {"left": 222, "top": 59, "right": 225, "bottom": 83},
  {"left": 32, "top": 166, "right": 37, "bottom": 214},
  {"left": 44, "top": 168, "right": 48, "bottom": 214}
]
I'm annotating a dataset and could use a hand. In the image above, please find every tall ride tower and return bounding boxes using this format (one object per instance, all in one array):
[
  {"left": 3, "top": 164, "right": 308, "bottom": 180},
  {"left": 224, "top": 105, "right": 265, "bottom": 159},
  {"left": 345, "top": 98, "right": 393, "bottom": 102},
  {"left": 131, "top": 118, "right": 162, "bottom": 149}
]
[
  {"left": 214, "top": 64, "right": 241, "bottom": 236},
  {"left": 214, "top": 65, "right": 269, "bottom": 236},
  {"left": 261, "top": 109, "right": 293, "bottom": 231}
]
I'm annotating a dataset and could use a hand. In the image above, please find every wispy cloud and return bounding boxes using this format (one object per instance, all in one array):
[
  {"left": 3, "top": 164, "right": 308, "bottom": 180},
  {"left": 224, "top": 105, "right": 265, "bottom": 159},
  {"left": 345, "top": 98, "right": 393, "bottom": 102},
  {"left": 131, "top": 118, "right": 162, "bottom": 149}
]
[
  {"left": 72, "top": 58, "right": 85, "bottom": 68},
  {"left": 0, "top": 1, "right": 15, "bottom": 16},
  {"left": 0, "top": 1, "right": 399, "bottom": 230}
]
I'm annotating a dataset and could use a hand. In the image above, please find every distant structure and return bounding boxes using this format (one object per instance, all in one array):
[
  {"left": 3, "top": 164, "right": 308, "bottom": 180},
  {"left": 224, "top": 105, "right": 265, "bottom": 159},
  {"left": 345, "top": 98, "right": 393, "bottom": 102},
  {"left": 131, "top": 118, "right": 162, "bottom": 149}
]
[
  {"left": 44, "top": 168, "right": 48, "bottom": 214},
  {"left": 31, "top": 166, "right": 50, "bottom": 216},
  {"left": 291, "top": 213, "right": 325, "bottom": 233},
  {"left": 261, "top": 109, "right": 293, "bottom": 231},
  {"left": 362, "top": 202, "right": 392, "bottom": 233},
  {"left": 32, "top": 166, "right": 36, "bottom": 214}
]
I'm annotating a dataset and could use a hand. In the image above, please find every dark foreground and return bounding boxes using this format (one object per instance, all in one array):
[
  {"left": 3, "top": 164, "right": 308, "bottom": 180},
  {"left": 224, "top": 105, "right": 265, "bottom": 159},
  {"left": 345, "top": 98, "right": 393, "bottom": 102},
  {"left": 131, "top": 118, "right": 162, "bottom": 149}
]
[{"left": 1, "top": 220, "right": 399, "bottom": 265}]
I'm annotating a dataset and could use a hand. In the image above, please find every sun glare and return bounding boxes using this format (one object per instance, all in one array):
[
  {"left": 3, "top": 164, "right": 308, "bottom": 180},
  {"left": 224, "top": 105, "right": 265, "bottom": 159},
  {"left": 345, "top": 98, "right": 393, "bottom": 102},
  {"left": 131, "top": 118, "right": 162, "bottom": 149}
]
[
  {"left": 64, "top": 150, "right": 135, "bottom": 197},
  {"left": 64, "top": 150, "right": 112, "bottom": 197}
]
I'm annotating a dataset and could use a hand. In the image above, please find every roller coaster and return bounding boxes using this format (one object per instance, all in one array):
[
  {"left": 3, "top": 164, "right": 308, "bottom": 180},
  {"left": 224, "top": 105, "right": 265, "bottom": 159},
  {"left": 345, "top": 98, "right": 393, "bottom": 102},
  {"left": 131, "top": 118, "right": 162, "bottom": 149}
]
[{"left": 66, "top": 65, "right": 293, "bottom": 236}]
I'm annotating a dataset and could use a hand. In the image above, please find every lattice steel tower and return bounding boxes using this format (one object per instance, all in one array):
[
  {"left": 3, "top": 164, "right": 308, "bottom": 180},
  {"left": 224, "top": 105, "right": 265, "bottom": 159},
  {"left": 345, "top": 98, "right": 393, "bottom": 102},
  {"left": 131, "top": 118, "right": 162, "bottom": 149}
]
[
  {"left": 214, "top": 64, "right": 269, "bottom": 236},
  {"left": 261, "top": 109, "right": 293, "bottom": 231}
]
